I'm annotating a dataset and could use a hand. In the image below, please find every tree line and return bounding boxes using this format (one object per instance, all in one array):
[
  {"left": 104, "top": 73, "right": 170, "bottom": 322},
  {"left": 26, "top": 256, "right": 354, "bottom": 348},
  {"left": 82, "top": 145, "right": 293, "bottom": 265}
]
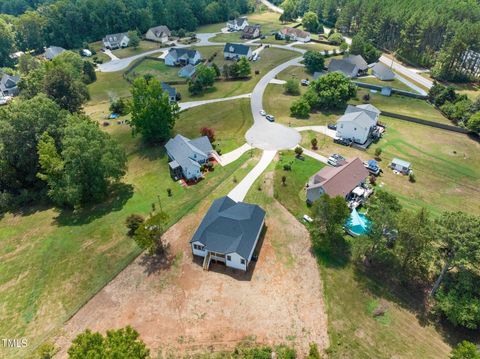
[
  {"left": 0, "top": 0, "right": 254, "bottom": 66},
  {"left": 273, "top": 0, "right": 480, "bottom": 82}
]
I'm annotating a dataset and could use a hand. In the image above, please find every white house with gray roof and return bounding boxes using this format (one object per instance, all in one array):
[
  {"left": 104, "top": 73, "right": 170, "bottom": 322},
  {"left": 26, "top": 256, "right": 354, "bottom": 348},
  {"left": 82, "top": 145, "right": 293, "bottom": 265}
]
[
  {"left": 190, "top": 196, "right": 266, "bottom": 271},
  {"left": 227, "top": 17, "right": 248, "bottom": 31},
  {"left": 145, "top": 25, "right": 171, "bottom": 43},
  {"left": 223, "top": 43, "right": 252, "bottom": 60},
  {"left": 165, "top": 134, "right": 215, "bottom": 181},
  {"left": 0, "top": 74, "right": 20, "bottom": 97},
  {"left": 336, "top": 104, "right": 381, "bottom": 144},
  {"left": 165, "top": 48, "right": 202, "bottom": 67},
  {"left": 103, "top": 33, "right": 130, "bottom": 50}
]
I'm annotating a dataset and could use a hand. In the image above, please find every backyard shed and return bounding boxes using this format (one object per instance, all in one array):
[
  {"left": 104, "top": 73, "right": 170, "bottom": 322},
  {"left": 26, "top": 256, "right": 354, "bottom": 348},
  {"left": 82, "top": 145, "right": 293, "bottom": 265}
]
[{"left": 390, "top": 158, "right": 412, "bottom": 174}]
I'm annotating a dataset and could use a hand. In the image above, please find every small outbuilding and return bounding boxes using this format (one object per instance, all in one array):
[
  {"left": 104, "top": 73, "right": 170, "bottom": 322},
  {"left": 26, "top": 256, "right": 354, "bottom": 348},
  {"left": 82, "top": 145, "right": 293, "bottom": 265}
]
[
  {"left": 390, "top": 158, "right": 412, "bottom": 175},
  {"left": 372, "top": 62, "right": 395, "bottom": 81}
]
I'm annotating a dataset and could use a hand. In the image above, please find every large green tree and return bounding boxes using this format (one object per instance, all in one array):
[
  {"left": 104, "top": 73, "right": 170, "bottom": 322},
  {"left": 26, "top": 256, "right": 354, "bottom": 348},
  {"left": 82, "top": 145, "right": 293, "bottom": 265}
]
[
  {"left": 302, "top": 11, "right": 320, "bottom": 33},
  {"left": 0, "top": 18, "right": 15, "bottom": 68},
  {"left": 15, "top": 11, "right": 46, "bottom": 52},
  {"left": 37, "top": 115, "right": 127, "bottom": 208},
  {"left": 130, "top": 77, "right": 179, "bottom": 144},
  {"left": 303, "top": 51, "right": 325, "bottom": 74},
  {"left": 450, "top": 340, "right": 480, "bottom": 359},
  {"left": 68, "top": 326, "right": 150, "bottom": 359},
  {"left": 304, "top": 72, "right": 357, "bottom": 110}
]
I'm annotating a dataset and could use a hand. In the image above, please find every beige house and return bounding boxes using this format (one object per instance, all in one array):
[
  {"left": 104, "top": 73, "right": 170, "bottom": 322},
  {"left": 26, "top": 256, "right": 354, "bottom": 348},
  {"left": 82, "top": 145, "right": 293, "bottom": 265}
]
[{"left": 145, "top": 25, "right": 171, "bottom": 43}]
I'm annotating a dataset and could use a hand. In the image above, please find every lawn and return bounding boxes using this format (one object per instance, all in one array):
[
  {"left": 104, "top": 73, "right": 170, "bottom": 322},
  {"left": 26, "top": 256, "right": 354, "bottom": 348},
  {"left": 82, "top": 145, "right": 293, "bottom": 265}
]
[
  {"left": 355, "top": 75, "right": 416, "bottom": 93},
  {"left": 210, "top": 32, "right": 250, "bottom": 43},
  {"left": 265, "top": 153, "right": 454, "bottom": 359},
  {"left": 125, "top": 59, "right": 183, "bottom": 83},
  {"left": 88, "top": 71, "right": 131, "bottom": 104},
  {"left": 111, "top": 41, "right": 163, "bottom": 59},
  {"left": 0, "top": 114, "right": 258, "bottom": 358},
  {"left": 293, "top": 43, "right": 338, "bottom": 52},
  {"left": 176, "top": 98, "right": 253, "bottom": 153}
]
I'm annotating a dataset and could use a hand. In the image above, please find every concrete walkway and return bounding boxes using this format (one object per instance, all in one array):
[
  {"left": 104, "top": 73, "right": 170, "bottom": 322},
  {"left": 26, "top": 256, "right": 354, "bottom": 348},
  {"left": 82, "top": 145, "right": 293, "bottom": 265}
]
[
  {"left": 179, "top": 93, "right": 251, "bottom": 111},
  {"left": 269, "top": 78, "right": 286, "bottom": 85},
  {"left": 228, "top": 150, "right": 277, "bottom": 202},
  {"left": 301, "top": 147, "right": 329, "bottom": 165},
  {"left": 104, "top": 49, "right": 119, "bottom": 61},
  {"left": 295, "top": 125, "right": 337, "bottom": 139},
  {"left": 219, "top": 143, "right": 253, "bottom": 166}
]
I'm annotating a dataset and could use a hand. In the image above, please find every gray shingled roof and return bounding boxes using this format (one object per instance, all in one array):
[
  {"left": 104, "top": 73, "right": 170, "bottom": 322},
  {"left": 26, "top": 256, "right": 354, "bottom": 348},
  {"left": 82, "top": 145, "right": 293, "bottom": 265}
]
[
  {"left": 190, "top": 196, "right": 266, "bottom": 259},
  {"left": 167, "top": 48, "right": 201, "bottom": 61},
  {"left": 372, "top": 62, "right": 395, "bottom": 81},
  {"left": 344, "top": 104, "right": 380, "bottom": 122},
  {"left": 178, "top": 64, "right": 196, "bottom": 78},
  {"left": 161, "top": 82, "right": 177, "bottom": 98},
  {"left": 228, "top": 17, "right": 248, "bottom": 27},
  {"left": 224, "top": 42, "right": 251, "bottom": 56},
  {"left": 103, "top": 33, "right": 128, "bottom": 44},
  {"left": 328, "top": 59, "right": 358, "bottom": 77},
  {"left": 345, "top": 55, "right": 368, "bottom": 71},
  {"left": 148, "top": 25, "right": 171, "bottom": 38},
  {"left": 0, "top": 74, "right": 20, "bottom": 92},
  {"left": 44, "top": 46, "right": 65, "bottom": 60},
  {"left": 165, "top": 134, "right": 213, "bottom": 175}
]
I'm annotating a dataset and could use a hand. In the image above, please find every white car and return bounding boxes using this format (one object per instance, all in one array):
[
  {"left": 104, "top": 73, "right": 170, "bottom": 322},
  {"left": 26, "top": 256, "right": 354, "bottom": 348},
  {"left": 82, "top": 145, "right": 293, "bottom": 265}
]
[
  {"left": 303, "top": 214, "right": 313, "bottom": 223},
  {"left": 259, "top": 110, "right": 266, "bottom": 116},
  {"left": 266, "top": 114, "right": 275, "bottom": 122}
]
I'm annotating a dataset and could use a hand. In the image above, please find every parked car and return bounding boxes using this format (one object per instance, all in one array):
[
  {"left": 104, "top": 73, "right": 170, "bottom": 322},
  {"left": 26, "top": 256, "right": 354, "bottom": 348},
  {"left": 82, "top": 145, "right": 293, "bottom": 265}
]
[
  {"left": 266, "top": 114, "right": 275, "bottom": 122},
  {"left": 259, "top": 110, "right": 266, "bottom": 116},
  {"left": 303, "top": 214, "right": 313, "bottom": 223},
  {"left": 334, "top": 137, "right": 353, "bottom": 146},
  {"left": 301, "top": 79, "right": 310, "bottom": 86},
  {"left": 364, "top": 159, "right": 382, "bottom": 176},
  {"left": 327, "top": 154, "right": 346, "bottom": 167},
  {"left": 260, "top": 35, "right": 266, "bottom": 39},
  {"left": 327, "top": 123, "right": 337, "bottom": 130}
]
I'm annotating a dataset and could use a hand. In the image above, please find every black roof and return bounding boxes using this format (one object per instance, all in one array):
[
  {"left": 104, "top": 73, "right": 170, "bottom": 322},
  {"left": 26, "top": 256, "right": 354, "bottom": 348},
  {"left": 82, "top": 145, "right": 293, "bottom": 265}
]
[
  {"left": 224, "top": 42, "right": 251, "bottom": 56},
  {"left": 190, "top": 197, "right": 265, "bottom": 259}
]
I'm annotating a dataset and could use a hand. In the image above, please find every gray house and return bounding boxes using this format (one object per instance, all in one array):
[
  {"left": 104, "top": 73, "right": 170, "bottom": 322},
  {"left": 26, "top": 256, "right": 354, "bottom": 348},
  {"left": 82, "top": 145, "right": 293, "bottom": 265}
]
[
  {"left": 43, "top": 46, "right": 66, "bottom": 60},
  {"left": 227, "top": 17, "right": 248, "bottom": 31},
  {"left": 328, "top": 59, "right": 359, "bottom": 78},
  {"left": 0, "top": 74, "right": 20, "bottom": 96},
  {"left": 103, "top": 33, "right": 130, "bottom": 50},
  {"left": 145, "top": 25, "right": 171, "bottom": 43},
  {"left": 165, "top": 134, "right": 215, "bottom": 181},
  {"left": 190, "top": 196, "right": 266, "bottom": 271},
  {"left": 372, "top": 62, "right": 395, "bottom": 81},
  {"left": 165, "top": 48, "right": 202, "bottom": 67},
  {"left": 161, "top": 82, "right": 177, "bottom": 103},
  {"left": 223, "top": 43, "right": 252, "bottom": 60}
]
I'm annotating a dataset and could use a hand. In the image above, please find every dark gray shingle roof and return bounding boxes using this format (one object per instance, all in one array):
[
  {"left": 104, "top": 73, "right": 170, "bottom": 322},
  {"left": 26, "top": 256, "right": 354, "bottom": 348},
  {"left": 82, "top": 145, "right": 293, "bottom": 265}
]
[
  {"left": 44, "top": 46, "right": 65, "bottom": 60},
  {"left": 345, "top": 55, "right": 368, "bottom": 71},
  {"left": 167, "top": 48, "right": 201, "bottom": 61},
  {"left": 372, "top": 62, "right": 395, "bottom": 80},
  {"left": 165, "top": 134, "right": 213, "bottom": 175},
  {"left": 190, "top": 196, "right": 266, "bottom": 259},
  {"left": 161, "top": 82, "right": 177, "bottom": 98},
  {"left": 0, "top": 74, "right": 20, "bottom": 92},
  {"left": 224, "top": 43, "right": 251, "bottom": 56},
  {"left": 327, "top": 59, "right": 358, "bottom": 77}
]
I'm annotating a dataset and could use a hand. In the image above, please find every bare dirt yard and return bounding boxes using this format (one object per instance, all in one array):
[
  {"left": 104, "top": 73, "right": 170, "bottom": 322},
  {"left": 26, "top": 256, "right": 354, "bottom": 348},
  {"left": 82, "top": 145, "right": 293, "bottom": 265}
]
[{"left": 53, "top": 200, "right": 328, "bottom": 357}]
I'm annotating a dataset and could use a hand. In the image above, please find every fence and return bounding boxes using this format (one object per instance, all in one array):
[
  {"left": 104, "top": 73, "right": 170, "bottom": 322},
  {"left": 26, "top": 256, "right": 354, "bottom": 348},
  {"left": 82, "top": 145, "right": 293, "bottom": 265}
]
[
  {"left": 381, "top": 111, "right": 472, "bottom": 134},
  {"left": 353, "top": 81, "right": 427, "bottom": 99}
]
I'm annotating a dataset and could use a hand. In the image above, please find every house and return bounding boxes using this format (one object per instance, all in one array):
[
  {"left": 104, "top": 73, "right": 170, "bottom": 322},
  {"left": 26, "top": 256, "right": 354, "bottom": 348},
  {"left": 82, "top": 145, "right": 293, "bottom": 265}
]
[
  {"left": 336, "top": 104, "right": 381, "bottom": 144},
  {"left": 327, "top": 58, "right": 359, "bottom": 78},
  {"left": 344, "top": 55, "right": 368, "bottom": 76},
  {"left": 145, "top": 25, "right": 171, "bottom": 43},
  {"left": 178, "top": 64, "right": 196, "bottom": 78},
  {"left": 241, "top": 25, "right": 261, "bottom": 39},
  {"left": 223, "top": 43, "right": 252, "bottom": 60},
  {"left": 372, "top": 62, "right": 395, "bottom": 81},
  {"left": 161, "top": 82, "right": 177, "bottom": 103},
  {"left": 165, "top": 134, "right": 215, "bottom": 181},
  {"left": 278, "top": 27, "right": 311, "bottom": 42},
  {"left": 190, "top": 196, "right": 266, "bottom": 271},
  {"left": 102, "top": 33, "right": 130, "bottom": 50},
  {"left": 165, "top": 48, "right": 202, "bottom": 66},
  {"left": 306, "top": 157, "right": 369, "bottom": 204},
  {"left": 390, "top": 158, "right": 412, "bottom": 175},
  {"left": 43, "top": 46, "right": 65, "bottom": 60},
  {"left": 0, "top": 74, "right": 20, "bottom": 97},
  {"left": 227, "top": 17, "right": 248, "bottom": 31}
]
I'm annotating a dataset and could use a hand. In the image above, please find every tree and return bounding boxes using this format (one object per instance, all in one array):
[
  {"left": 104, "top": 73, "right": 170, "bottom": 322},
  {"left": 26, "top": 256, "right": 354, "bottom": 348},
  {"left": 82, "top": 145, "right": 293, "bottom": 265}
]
[
  {"left": 133, "top": 211, "right": 169, "bottom": 255},
  {"left": 350, "top": 34, "right": 381, "bottom": 64},
  {"left": 281, "top": 175, "right": 287, "bottom": 186},
  {"left": 17, "top": 53, "right": 40, "bottom": 74},
  {"left": 430, "top": 212, "right": 480, "bottom": 296},
  {"left": 374, "top": 147, "right": 382, "bottom": 159},
  {"left": 110, "top": 98, "right": 129, "bottom": 115},
  {"left": 211, "top": 62, "right": 221, "bottom": 77},
  {"left": 15, "top": 11, "right": 47, "bottom": 52},
  {"left": 428, "top": 82, "right": 457, "bottom": 107},
  {"left": 126, "top": 214, "right": 144, "bottom": 236},
  {"left": 37, "top": 116, "right": 127, "bottom": 207},
  {"left": 303, "top": 11, "right": 320, "bottom": 33},
  {"left": 188, "top": 64, "right": 216, "bottom": 94},
  {"left": 44, "top": 65, "right": 89, "bottom": 113},
  {"left": 130, "top": 77, "right": 179, "bottom": 144},
  {"left": 200, "top": 127, "right": 215, "bottom": 142},
  {"left": 0, "top": 95, "right": 66, "bottom": 199},
  {"left": 311, "top": 138, "right": 318, "bottom": 149},
  {"left": 128, "top": 30, "right": 141, "bottom": 48},
  {"left": 467, "top": 112, "right": 480, "bottom": 133},
  {"left": 68, "top": 326, "right": 150, "bottom": 359},
  {"left": 304, "top": 72, "right": 357, "bottom": 110},
  {"left": 328, "top": 32, "right": 343, "bottom": 45},
  {"left": 82, "top": 60, "right": 97, "bottom": 84},
  {"left": 311, "top": 194, "right": 350, "bottom": 251},
  {"left": 284, "top": 79, "right": 300, "bottom": 95},
  {"left": 303, "top": 51, "right": 325, "bottom": 74},
  {"left": 0, "top": 18, "right": 15, "bottom": 68},
  {"left": 237, "top": 56, "right": 251, "bottom": 78},
  {"left": 290, "top": 98, "right": 311, "bottom": 118},
  {"left": 450, "top": 340, "right": 480, "bottom": 359},
  {"left": 294, "top": 146, "right": 303, "bottom": 157}
]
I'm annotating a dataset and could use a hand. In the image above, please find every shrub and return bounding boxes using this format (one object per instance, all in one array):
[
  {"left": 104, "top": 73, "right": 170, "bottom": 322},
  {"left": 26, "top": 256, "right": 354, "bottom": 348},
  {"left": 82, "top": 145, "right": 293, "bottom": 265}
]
[
  {"left": 200, "top": 127, "right": 215, "bottom": 142},
  {"left": 450, "top": 340, "right": 480, "bottom": 359},
  {"left": 311, "top": 137, "right": 318, "bottom": 149},
  {"left": 294, "top": 146, "right": 304, "bottom": 157},
  {"left": 167, "top": 188, "right": 172, "bottom": 197},
  {"left": 125, "top": 214, "right": 145, "bottom": 236},
  {"left": 409, "top": 172, "right": 416, "bottom": 183},
  {"left": 284, "top": 79, "right": 300, "bottom": 95},
  {"left": 374, "top": 147, "right": 382, "bottom": 159},
  {"left": 369, "top": 175, "right": 377, "bottom": 185},
  {"left": 328, "top": 32, "right": 344, "bottom": 45},
  {"left": 290, "top": 98, "right": 311, "bottom": 118},
  {"left": 363, "top": 93, "right": 371, "bottom": 102},
  {"left": 283, "top": 163, "right": 292, "bottom": 171}
]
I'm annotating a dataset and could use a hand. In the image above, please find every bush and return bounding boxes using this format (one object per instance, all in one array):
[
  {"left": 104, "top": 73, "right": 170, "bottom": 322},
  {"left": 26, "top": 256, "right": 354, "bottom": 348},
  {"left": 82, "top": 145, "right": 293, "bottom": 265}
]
[
  {"left": 290, "top": 98, "right": 311, "bottom": 118},
  {"left": 200, "top": 127, "right": 215, "bottom": 142},
  {"left": 409, "top": 172, "right": 416, "bottom": 183},
  {"left": 374, "top": 147, "right": 382, "bottom": 159},
  {"left": 328, "top": 32, "right": 344, "bottom": 45},
  {"left": 125, "top": 214, "right": 144, "bottom": 236},
  {"left": 450, "top": 340, "right": 480, "bottom": 359},
  {"left": 109, "top": 97, "right": 129, "bottom": 115},
  {"left": 283, "top": 163, "right": 292, "bottom": 171},
  {"left": 311, "top": 137, "right": 318, "bottom": 149},
  {"left": 363, "top": 93, "right": 370, "bottom": 102},
  {"left": 294, "top": 146, "right": 304, "bottom": 157},
  {"left": 284, "top": 79, "right": 300, "bottom": 95}
]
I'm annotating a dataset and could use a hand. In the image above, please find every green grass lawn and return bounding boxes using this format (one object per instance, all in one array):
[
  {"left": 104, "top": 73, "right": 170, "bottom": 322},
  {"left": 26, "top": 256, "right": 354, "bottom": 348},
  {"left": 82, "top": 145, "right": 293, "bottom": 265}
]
[
  {"left": 177, "top": 98, "right": 253, "bottom": 153},
  {"left": 293, "top": 42, "right": 338, "bottom": 52},
  {"left": 356, "top": 75, "right": 416, "bottom": 93},
  {"left": 0, "top": 113, "right": 259, "bottom": 358},
  {"left": 261, "top": 152, "right": 454, "bottom": 359},
  {"left": 126, "top": 59, "right": 182, "bottom": 83},
  {"left": 111, "top": 41, "right": 163, "bottom": 59},
  {"left": 210, "top": 32, "right": 250, "bottom": 43},
  {"left": 87, "top": 71, "right": 131, "bottom": 104}
]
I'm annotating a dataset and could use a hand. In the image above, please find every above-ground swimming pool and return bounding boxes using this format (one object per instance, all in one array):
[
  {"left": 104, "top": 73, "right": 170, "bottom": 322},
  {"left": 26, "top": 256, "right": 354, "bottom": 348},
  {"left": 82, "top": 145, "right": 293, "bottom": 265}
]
[{"left": 345, "top": 209, "right": 371, "bottom": 237}]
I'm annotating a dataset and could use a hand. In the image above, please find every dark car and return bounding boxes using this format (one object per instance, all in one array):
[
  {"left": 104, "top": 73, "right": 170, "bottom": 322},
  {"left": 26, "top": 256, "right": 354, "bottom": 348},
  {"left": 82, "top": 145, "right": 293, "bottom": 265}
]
[
  {"left": 334, "top": 137, "right": 353, "bottom": 146},
  {"left": 327, "top": 123, "right": 337, "bottom": 130},
  {"left": 266, "top": 114, "right": 275, "bottom": 122}
]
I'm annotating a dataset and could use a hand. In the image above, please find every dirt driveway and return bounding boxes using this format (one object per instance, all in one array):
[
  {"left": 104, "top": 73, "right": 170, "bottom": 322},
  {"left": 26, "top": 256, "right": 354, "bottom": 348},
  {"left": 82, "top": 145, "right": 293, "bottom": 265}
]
[{"left": 54, "top": 200, "right": 328, "bottom": 357}]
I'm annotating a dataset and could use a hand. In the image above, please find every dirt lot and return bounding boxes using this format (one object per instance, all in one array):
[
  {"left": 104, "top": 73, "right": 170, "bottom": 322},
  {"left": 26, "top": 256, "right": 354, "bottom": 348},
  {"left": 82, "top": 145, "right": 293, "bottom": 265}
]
[{"left": 53, "top": 200, "right": 328, "bottom": 357}]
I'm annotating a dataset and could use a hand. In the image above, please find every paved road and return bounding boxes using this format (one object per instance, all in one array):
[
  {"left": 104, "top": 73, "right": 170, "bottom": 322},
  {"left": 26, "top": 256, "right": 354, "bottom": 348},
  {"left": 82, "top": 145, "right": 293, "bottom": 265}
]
[
  {"left": 260, "top": 0, "right": 283, "bottom": 13},
  {"left": 228, "top": 150, "right": 277, "bottom": 202},
  {"left": 179, "top": 93, "right": 251, "bottom": 111},
  {"left": 245, "top": 56, "right": 303, "bottom": 150},
  {"left": 380, "top": 56, "right": 432, "bottom": 90}
]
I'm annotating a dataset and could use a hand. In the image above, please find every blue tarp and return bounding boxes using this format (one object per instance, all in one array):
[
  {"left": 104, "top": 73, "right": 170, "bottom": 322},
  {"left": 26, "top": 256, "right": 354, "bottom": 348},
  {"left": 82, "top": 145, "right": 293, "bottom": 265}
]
[{"left": 109, "top": 113, "right": 119, "bottom": 119}]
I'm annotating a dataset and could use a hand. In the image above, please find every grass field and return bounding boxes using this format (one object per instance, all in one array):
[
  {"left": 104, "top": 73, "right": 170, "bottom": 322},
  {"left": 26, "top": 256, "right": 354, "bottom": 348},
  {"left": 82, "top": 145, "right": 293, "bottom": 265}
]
[
  {"left": 177, "top": 98, "right": 253, "bottom": 153},
  {"left": 0, "top": 108, "right": 259, "bottom": 358},
  {"left": 125, "top": 59, "right": 182, "bottom": 83},
  {"left": 112, "top": 41, "right": 163, "bottom": 59},
  {"left": 293, "top": 43, "right": 338, "bottom": 52},
  {"left": 356, "top": 75, "right": 416, "bottom": 93},
  {"left": 210, "top": 32, "right": 250, "bottom": 43},
  {"left": 88, "top": 71, "right": 131, "bottom": 104}
]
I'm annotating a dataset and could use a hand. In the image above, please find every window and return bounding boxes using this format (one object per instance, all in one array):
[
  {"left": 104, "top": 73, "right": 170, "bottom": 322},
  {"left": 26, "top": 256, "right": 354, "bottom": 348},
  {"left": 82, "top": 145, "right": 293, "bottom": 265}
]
[
  {"left": 193, "top": 244, "right": 204, "bottom": 251},
  {"left": 227, "top": 255, "right": 232, "bottom": 261},
  {"left": 240, "top": 259, "right": 246, "bottom": 265}
]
